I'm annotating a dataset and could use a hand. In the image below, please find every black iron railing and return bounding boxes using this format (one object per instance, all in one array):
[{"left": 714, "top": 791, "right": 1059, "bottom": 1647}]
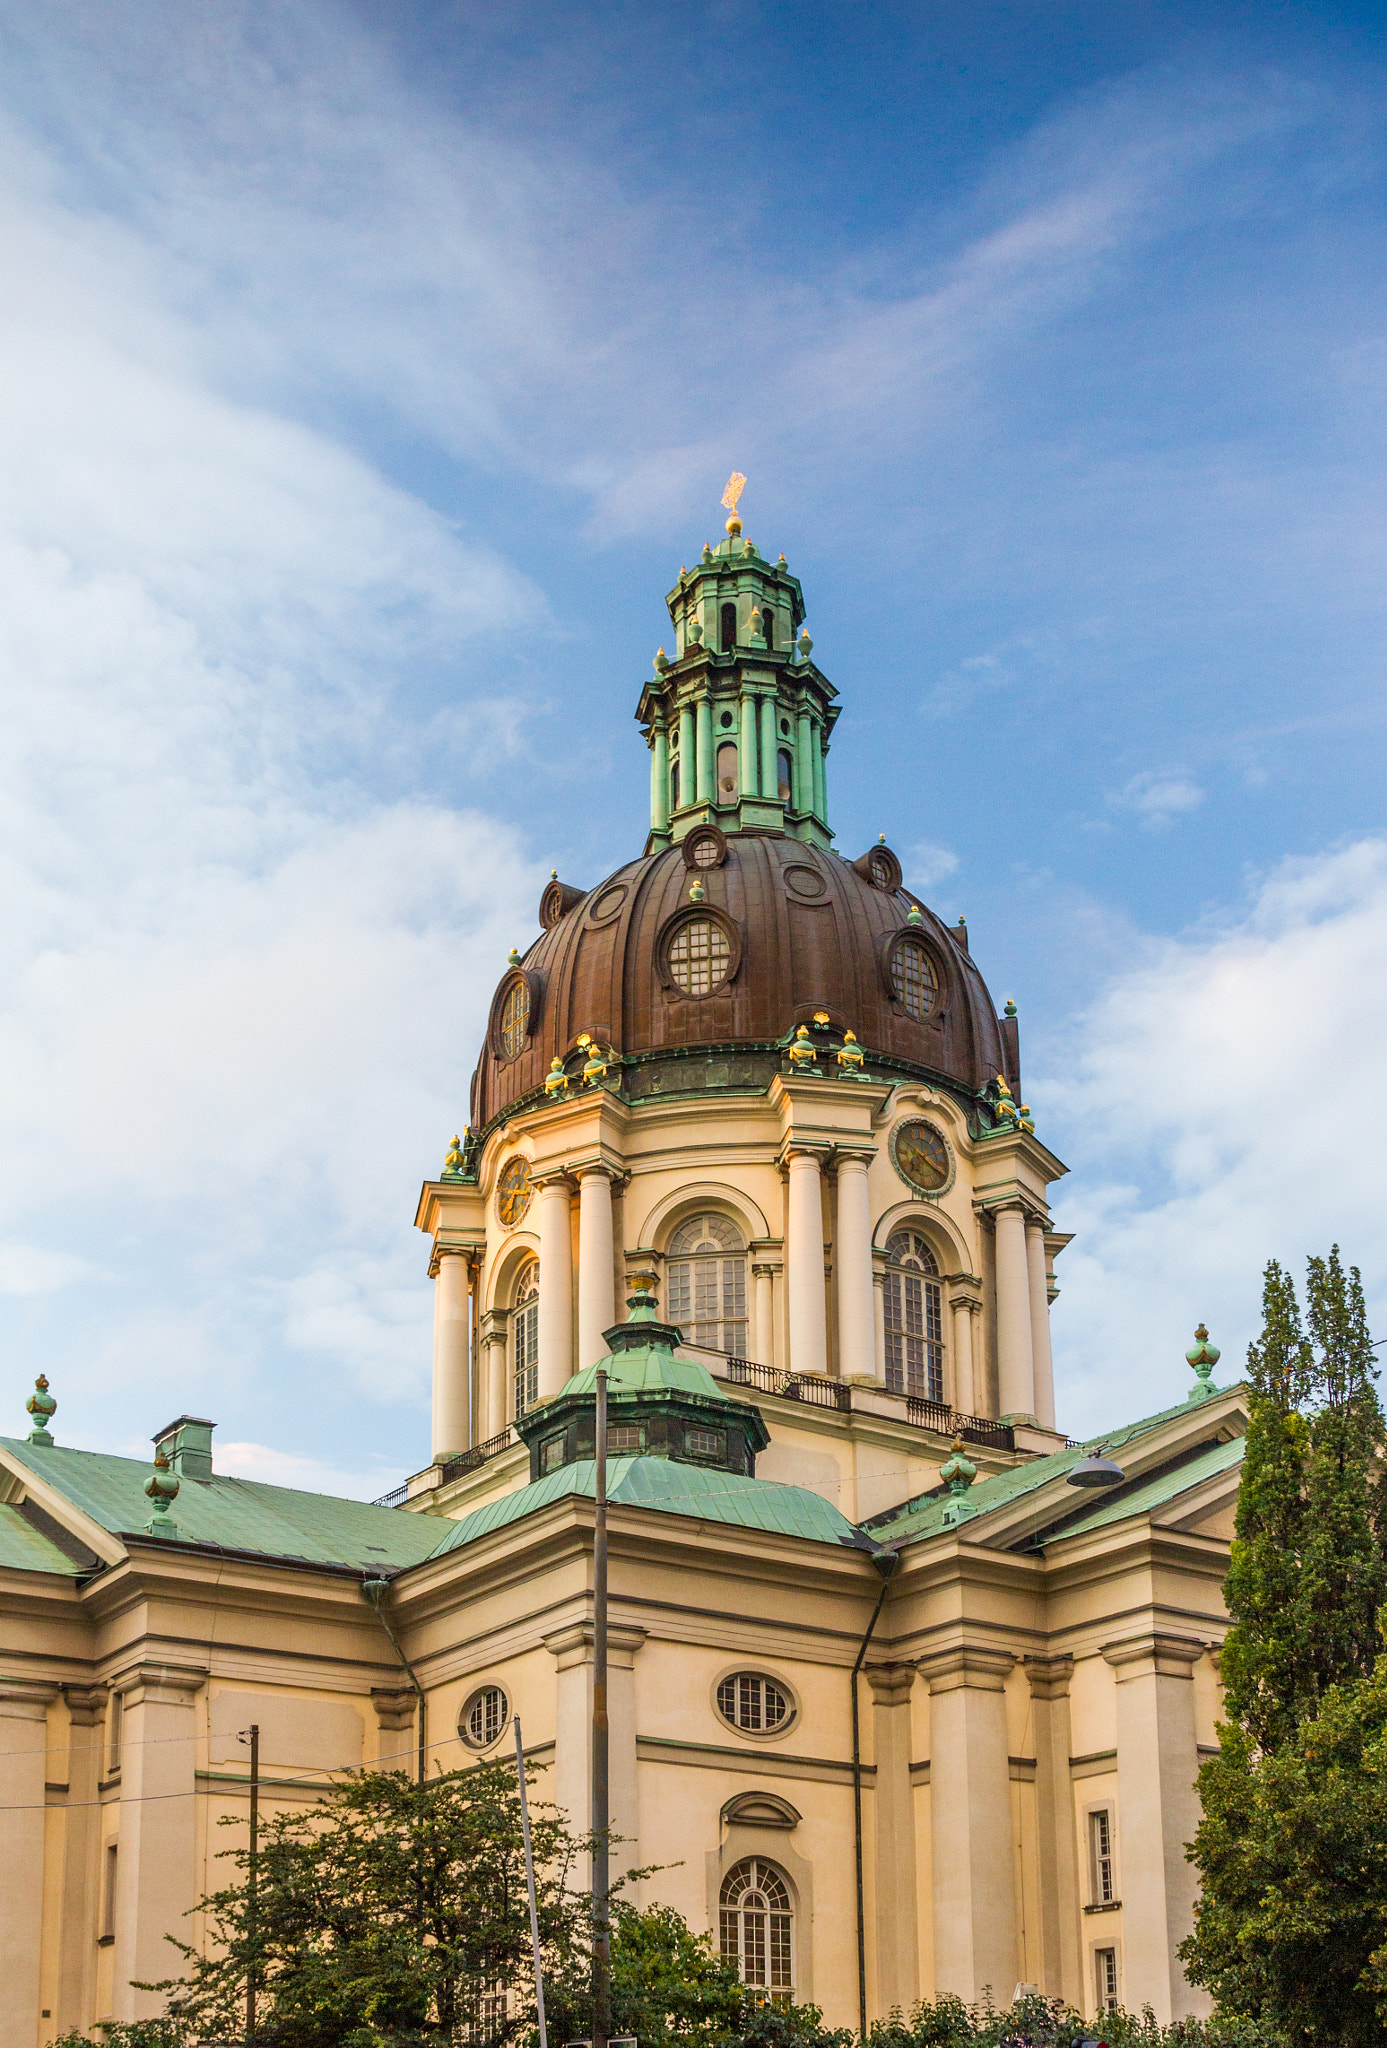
[
  {"left": 720, "top": 1354, "right": 1012, "bottom": 1445},
  {"left": 372, "top": 1427, "right": 519, "bottom": 1508}
]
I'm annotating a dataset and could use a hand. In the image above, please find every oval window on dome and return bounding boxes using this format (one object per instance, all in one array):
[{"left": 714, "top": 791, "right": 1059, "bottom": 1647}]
[
  {"left": 668, "top": 917, "right": 731, "bottom": 997},
  {"left": 890, "top": 937, "right": 938, "bottom": 1021},
  {"left": 499, "top": 978, "right": 530, "bottom": 1058}
]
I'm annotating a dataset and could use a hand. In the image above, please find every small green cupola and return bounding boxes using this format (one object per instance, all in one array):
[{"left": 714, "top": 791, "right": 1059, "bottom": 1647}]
[
  {"left": 514, "top": 1274, "right": 770, "bottom": 1481},
  {"left": 636, "top": 476, "right": 838, "bottom": 851}
]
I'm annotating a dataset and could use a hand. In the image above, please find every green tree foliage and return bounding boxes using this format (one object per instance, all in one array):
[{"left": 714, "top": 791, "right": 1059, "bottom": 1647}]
[
  {"left": 858, "top": 1993, "right": 1282, "bottom": 2045},
  {"left": 545, "top": 1900, "right": 745, "bottom": 2048},
  {"left": 1184, "top": 1248, "right": 1385, "bottom": 2043},
  {"left": 142, "top": 1762, "right": 592, "bottom": 2048}
]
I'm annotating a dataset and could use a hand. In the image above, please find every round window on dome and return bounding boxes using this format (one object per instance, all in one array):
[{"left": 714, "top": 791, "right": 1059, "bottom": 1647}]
[
  {"left": 668, "top": 917, "right": 731, "bottom": 997},
  {"left": 499, "top": 978, "right": 530, "bottom": 1058},
  {"left": 889, "top": 937, "right": 938, "bottom": 1021},
  {"left": 691, "top": 837, "right": 720, "bottom": 869},
  {"left": 459, "top": 1684, "right": 509, "bottom": 1750},
  {"left": 717, "top": 1672, "right": 794, "bottom": 1735}
]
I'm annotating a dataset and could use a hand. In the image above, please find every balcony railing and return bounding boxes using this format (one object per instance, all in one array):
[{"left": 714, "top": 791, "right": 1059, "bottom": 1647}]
[
  {"left": 372, "top": 1427, "right": 519, "bottom": 1507},
  {"left": 721, "top": 1353, "right": 1013, "bottom": 1447}
]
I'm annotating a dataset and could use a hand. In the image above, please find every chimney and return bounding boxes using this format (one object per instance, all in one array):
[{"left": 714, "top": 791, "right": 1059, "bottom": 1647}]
[{"left": 151, "top": 1415, "right": 215, "bottom": 1481}]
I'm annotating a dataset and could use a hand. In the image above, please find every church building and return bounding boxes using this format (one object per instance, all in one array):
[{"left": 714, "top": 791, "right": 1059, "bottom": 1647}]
[{"left": 0, "top": 497, "right": 1247, "bottom": 2048}]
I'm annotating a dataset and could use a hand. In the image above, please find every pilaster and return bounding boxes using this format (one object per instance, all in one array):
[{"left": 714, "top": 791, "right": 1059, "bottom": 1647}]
[
  {"left": 110, "top": 1661, "right": 208, "bottom": 2020},
  {"left": 866, "top": 1663, "right": 919, "bottom": 2014},
  {"left": 0, "top": 1679, "right": 58, "bottom": 2048},
  {"left": 919, "top": 1645, "right": 1017, "bottom": 2004},
  {"left": 1024, "top": 1656, "right": 1082, "bottom": 2004}
]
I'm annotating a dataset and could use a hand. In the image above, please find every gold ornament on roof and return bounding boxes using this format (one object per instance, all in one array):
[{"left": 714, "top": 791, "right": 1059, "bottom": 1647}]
[
  {"left": 788, "top": 1024, "right": 817, "bottom": 1070},
  {"left": 722, "top": 471, "right": 747, "bottom": 535}
]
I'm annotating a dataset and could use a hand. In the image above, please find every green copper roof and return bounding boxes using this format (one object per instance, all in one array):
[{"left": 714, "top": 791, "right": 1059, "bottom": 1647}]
[
  {"left": 565, "top": 1344, "right": 727, "bottom": 1402},
  {"left": 431, "top": 1455, "right": 870, "bottom": 1554},
  {"left": 0, "top": 1439, "right": 444, "bottom": 1573},
  {"left": 0, "top": 1502, "right": 89, "bottom": 1576},
  {"left": 1039, "top": 1432, "right": 1245, "bottom": 1545},
  {"left": 863, "top": 1392, "right": 1246, "bottom": 1545}
]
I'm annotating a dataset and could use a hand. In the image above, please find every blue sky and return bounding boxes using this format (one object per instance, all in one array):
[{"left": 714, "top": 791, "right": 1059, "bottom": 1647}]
[{"left": 1, "top": 0, "right": 1384, "bottom": 1493}]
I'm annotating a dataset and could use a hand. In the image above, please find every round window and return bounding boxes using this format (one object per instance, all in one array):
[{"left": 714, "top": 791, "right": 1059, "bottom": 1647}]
[
  {"left": 717, "top": 1672, "right": 793, "bottom": 1734},
  {"left": 668, "top": 917, "right": 730, "bottom": 997},
  {"left": 890, "top": 937, "right": 938, "bottom": 1021},
  {"left": 460, "top": 1684, "right": 509, "bottom": 1750},
  {"left": 690, "top": 837, "right": 720, "bottom": 869},
  {"left": 499, "top": 978, "right": 530, "bottom": 1058},
  {"left": 496, "top": 1157, "right": 531, "bottom": 1228}
]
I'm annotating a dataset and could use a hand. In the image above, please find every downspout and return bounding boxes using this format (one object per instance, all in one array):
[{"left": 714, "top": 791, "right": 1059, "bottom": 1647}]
[
  {"left": 852, "top": 1549, "right": 900, "bottom": 2042},
  {"left": 363, "top": 1575, "right": 426, "bottom": 1786}
]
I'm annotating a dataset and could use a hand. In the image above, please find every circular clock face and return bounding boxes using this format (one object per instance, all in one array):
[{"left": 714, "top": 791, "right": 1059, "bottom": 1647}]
[
  {"left": 496, "top": 1156, "right": 532, "bottom": 1228},
  {"left": 892, "top": 1119, "right": 951, "bottom": 1195}
]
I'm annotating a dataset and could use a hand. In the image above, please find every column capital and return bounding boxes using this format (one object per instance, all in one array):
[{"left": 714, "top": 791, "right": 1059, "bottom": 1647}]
[
  {"left": 429, "top": 1240, "right": 481, "bottom": 1279},
  {"left": 1102, "top": 1632, "right": 1206, "bottom": 1680},
  {"left": 0, "top": 1677, "right": 60, "bottom": 1718},
  {"left": 918, "top": 1643, "right": 1016, "bottom": 1694},
  {"left": 371, "top": 1687, "right": 417, "bottom": 1732},
  {"left": 1023, "top": 1654, "right": 1074, "bottom": 1701},
  {"left": 543, "top": 1620, "right": 648, "bottom": 1672},
  {"left": 975, "top": 1192, "right": 1049, "bottom": 1229},
  {"left": 63, "top": 1684, "right": 109, "bottom": 1727},
  {"left": 865, "top": 1662, "right": 916, "bottom": 1708},
  {"left": 533, "top": 1168, "right": 577, "bottom": 1194},
  {"left": 112, "top": 1660, "right": 209, "bottom": 1705}
]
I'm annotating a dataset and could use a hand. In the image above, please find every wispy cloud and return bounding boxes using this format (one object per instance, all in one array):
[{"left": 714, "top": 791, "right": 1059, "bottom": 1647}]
[{"left": 1109, "top": 771, "right": 1205, "bottom": 826}]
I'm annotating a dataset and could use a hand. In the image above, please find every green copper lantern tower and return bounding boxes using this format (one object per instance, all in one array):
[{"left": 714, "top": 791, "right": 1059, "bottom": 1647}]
[{"left": 636, "top": 475, "right": 839, "bottom": 851}]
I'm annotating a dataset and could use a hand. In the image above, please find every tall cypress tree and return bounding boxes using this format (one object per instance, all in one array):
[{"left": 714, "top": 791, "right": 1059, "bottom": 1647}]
[
  {"left": 1217, "top": 1259, "right": 1314, "bottom": 1752},
  {"left": 1298, "top": 1247, "right": 1385, "bottom": 1704}
]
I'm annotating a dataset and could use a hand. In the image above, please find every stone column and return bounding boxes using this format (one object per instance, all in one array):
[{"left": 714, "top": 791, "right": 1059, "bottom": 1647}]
[
  {"left": 795, "top": 707, "right": 813, "bottom": 813},
  {"left": 873, "top": 1263, "right": 888, "bottom": 1381},
  {"left": 739, "top": 690, "right": 758, "bottom": 801},
  {"left": 818, "top": 729, "right": 830, "bottom": 822},
  {"left": 112, "top": 1662, "right": 207, "bottom": 2020},
  {"left": 0, "top": 1679, "right": 57, "bottom": 2048},
  {"left": 677, "top": 700, "right": 695, "bottom": 811},
  {"left": 696, "top": 691, "right": 714, "bottom": 805},
  {"left": 545, "top": 1622, "right": 646, "bottom": 1888},
  {"left": 650, "top": 727, "right": 669, "bottom": 836},
  {"left": 752, "top": 1260, "right": 775, "bottom": 1367},
  {"left": 577, "top": 1168, "right": 616, "bottom": 1370},
  {"left": 786, "top": 1150, "right": 828, "bottom": 1378},
  {"left": 759, "top": 693, "right": 778, "bottom": 799},
  {"left": 58, "top": 1686, "right": 107, "bottom": 2034},
  {"left": 811, "top": 717, "right": 826, "bottom": 821},
  {"left": 536, "top": 1177, "right": 574, "bottom": 1402},
  {"left": 431, "top": 1248, "right": 472, "bottom": 1460},
  {"left": 1102, "top": 1635, "right": 1208, "bottom": 2022},
  {"left": 867, "top": 1664, "right": 919, "bottom": 2014},
  {"left": 950, "top": 1295, "right": 978, "bottom": 1415},
  {"left": 480, "top": 1311, "right": 510, "bottom": 1440},
  {"left": 1024, "top": 1658, "right": 1082, "bottom": 2005},
  {"left": 993, "top": 1205, "right": 1036, "bottom": 1422},
  {"left": 835, "top": 1155, "right": 876, "bottom": 1380},
  {"left": 921, "top": 1645, "right": 1018, "bottom": 2005},
  {"left": 1025, "top": 1223, "right": 1056, "bottom": 1429}
]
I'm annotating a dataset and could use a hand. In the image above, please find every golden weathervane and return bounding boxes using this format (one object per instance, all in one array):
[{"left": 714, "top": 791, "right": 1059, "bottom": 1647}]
[{"left": 721, "top": 471, "right": 747, "bottom": 528}]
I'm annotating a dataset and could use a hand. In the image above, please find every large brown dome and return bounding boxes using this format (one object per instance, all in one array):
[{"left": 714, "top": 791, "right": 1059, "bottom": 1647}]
[{"left": 470, "top": 829, "right": 1012, "bottom": 1130}]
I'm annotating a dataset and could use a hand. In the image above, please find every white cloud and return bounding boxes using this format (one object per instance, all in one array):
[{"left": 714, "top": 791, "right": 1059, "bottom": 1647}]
[
  {"left": 1041, "top": 840, "right": 1387, "bottom": 1436},
  {"left": 216, "top": 1440, "right": 402, "bottom": 1502},
  {"left": 907, "top": 841, "right": 960, "bottom": 889},
  {"left": 1109, "top": 770, "right": 1204, "bottom": 826}
]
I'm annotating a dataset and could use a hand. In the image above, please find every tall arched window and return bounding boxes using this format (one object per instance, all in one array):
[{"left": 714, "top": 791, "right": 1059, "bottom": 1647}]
[
  {"left": 721, "top": 602, "right": 737, "bottom": 651},
  {"left": 884, "top": 1229, "right": 945, "bottom": 1403},
  {"left": 670, "top": 760, "right": 680, "bottom": 809},
  {"left": 761, "top": 605, "right": 775, "bottom": 648},
  {"left": 667, "top": 1213, "right": 746, "bottom": 1353},
  {"left": 513, "top": 1260, "right": 539, "bottom": 1419},
  {"left": 716, "top": 741, "right": 739, "bottom": 799},
  {"left": 719, "top": 1857, "right": 794, "bottom": 2002},
  {"left": 776, "top": 749, "right": 793, "bottom": 803}
]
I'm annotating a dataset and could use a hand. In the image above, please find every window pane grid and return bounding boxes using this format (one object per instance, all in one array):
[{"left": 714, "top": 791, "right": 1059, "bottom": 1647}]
[
  {"left": 884, "top": 1233, "right": 945, "bottom": 1403},
  {"left": 719, "top": 1859, "right": 794, "bottom": 2005},
  {"left": 499, "top": 981, "right": 530, "bottom": 1057},
  {"left": 514, "top": 1263, "right": 539, "bottom": 1418},
  {"left": 668, "top": 1213, "right": 746, "bottom": 1353},
  {"left": 668, "top": 918, "right": 730, "bottom": 996},
  {"left": 890, "top": 938, "right": 937, "bottom": 1021}
]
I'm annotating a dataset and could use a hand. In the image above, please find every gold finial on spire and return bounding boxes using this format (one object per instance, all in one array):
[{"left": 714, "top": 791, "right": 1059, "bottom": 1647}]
[{"left": 722, "top": 471, "right": 747, "bottom": 536}]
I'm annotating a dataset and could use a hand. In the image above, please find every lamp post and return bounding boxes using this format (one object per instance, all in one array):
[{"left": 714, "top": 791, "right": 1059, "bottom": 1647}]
[{"left": 592, "top": 1367, "right": 610, "bottom": 2048}]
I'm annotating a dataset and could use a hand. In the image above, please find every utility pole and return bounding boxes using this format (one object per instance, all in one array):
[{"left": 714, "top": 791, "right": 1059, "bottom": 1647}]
[
  {"left": 591, "top": 1367, "right": 610, "bottom": 2048},
  {"left": 514, "top": 1714, "right": 548, "bottom": 2048},
  {"left": 244, "top": 1722, "right": 260, "bottom": 2042}
]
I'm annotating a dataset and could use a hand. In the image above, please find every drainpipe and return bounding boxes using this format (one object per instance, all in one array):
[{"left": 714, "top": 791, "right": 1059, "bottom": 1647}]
[
  {"left": 363, "top": 1576, "right": 426, "bottom": 1785},
  {"left": 852, "top": 1549, "right": 900, "bottom": 2042}
]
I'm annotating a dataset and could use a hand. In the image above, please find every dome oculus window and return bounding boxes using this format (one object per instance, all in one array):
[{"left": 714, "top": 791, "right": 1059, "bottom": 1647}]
[
  {"left": 890, "top": 937, "right": 938, "bottom": 1021},
  {"left": 499, "top": 978, "right": 531, "bottom": 1058},
  {"left": 717, "top": 1671, "right": 792, "bottom": 1734},
  {"left": 496, "top": 1156, "right": 532, "bottom": 1228},
  {"left": 690, "top": 837, "right": 721, "bottom": 869},
  {"left": 460, "top": 1683, "right": 509, "bottom": 1750},
  {"left": 668, "top": 918, "right": 731, "bottom": 997}
]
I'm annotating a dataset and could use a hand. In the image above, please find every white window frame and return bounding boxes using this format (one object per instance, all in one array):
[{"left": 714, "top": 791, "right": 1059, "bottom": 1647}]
[
  {"left": 1093, "top": 1941, "right": 1121, "bottom": 2015},
  {"left": 1086, "top": 1802, "right": 1117, "bottom": 1906},
  {"left": 512, "top": 1262, "right": 539, "bottom": 1419},
  {"left": 718, "top": 1856, "right": 795, "bottom": 2004}
]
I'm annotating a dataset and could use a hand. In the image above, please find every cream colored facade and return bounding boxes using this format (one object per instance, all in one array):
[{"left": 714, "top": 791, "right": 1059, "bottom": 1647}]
[{"left": 0, "top": 522, "right": 1247, "bottom": 2046}]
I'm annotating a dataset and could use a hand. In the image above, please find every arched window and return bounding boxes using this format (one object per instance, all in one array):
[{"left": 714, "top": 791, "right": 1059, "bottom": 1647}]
[
  {"left": 513, "top": 1260, "right": 539, "bottom": 1418},
  {"left": 884, "top": 1229, "right": 945, "bottom": 1403},
  {"left": 667, "top": 1213, "right": 746, "bottom": 1353},
  {"left": 719, "top": 1857, "right": 794, "bottom": 2002},
  {"left": 716, "top": 741, "right": 739, "bottom": 799},
  {"left": 761, "top": 605, "right": 774, "bottom": 648},
  {"left": 670, "top": 760, "right": 680, "bottom": 809},
  {"left": 776, "top": 749, "right": 793, "bottom": 803},
  {"left": 721, "top": 602, "right": 737, "bottom": 651},
  {"left": 668, "top": 918, "right": 731, "bottom": 997},
  {"left": 890, "top": 937, "right": 937, "bottom": 1021},
  {"left": 499, "top": 978, "right": 529, "bottom": 1059}
]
